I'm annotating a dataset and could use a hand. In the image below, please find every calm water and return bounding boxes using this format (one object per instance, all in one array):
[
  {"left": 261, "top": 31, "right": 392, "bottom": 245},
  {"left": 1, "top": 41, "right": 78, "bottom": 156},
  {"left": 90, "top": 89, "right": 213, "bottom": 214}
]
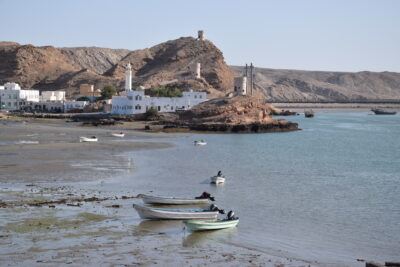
[{"left": 108, "top": 112, "right": 400, "bottom": 266}]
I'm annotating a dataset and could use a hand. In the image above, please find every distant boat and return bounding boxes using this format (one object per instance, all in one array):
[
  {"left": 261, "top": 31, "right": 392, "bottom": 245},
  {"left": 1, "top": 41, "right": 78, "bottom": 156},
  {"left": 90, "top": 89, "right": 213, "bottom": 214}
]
[
  {"left": 111, "top": 132, "right": 125, "bottom": 137},
  {"left": 132, "top": 204, "right": 221, "bottom": 220},
  {"left": 194, "top": 140, "right": 207, "bottom": 146},
  {"left": 137, "top": 192, "right": 214, "bottom": 205},
  {"left": 210, "top": 175, "right": 225, "bottom": 184},
  {"left": 304, "top": 110, "right": 314, "bottom": 118},
  {"left": 371, "top": 108, "right": 397, "bottom": 115},
  {"left": 80, "top": 136, "right": 98, "bottom": 142}
]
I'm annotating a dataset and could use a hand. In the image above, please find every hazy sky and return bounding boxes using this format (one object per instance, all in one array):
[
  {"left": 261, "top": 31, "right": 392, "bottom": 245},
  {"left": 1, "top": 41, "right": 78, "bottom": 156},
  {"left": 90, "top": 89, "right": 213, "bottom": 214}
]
[{"left": 1, "top": 0, "right": 399, "bottom": 72}]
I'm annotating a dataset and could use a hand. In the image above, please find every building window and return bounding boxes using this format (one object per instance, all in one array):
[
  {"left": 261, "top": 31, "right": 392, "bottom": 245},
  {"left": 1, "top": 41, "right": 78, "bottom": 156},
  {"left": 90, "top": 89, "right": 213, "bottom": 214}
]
[
  {"left": 171, "top": 106, "right": 174, "bottom": 111},
  {"left": 128, "top": 96, "right": 133, "bottom": 100},
  {"left": 199, "top": 95, "right": 202, "bottom": 99},
  {"left": 157, "top": 106, "right": 160, "bottom": 111}
]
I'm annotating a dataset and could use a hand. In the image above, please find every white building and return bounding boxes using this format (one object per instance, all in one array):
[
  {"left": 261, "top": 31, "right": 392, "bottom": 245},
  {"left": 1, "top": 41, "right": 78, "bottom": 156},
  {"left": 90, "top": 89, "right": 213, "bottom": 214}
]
[
  {"left": 41, "top": 91, "right": 66, "bottom": 101},
  {"left": 28, "top": 100, "right": 88, "bottom": 113},
  {"left": 0, "top": 82, "right": 39, "bottom": 110},
  {"left": 111, "top": 63, "right": 207, "bottom": 115}
]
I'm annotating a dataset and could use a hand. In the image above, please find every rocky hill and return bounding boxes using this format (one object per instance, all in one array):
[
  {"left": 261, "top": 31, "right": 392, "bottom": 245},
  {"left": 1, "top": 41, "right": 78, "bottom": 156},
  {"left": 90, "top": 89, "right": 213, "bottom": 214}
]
[
  {"left": 1, "top": 38, "right": 400, "bottom": 101},
  {"left": 231, "top": 66, "right": 400, "bottom": 101},
  {"left": 0, "top": 38, "right": 234, "bottom": 97},
  {"left": 104, "top": 37, "right": 234, "bottom": 96}
]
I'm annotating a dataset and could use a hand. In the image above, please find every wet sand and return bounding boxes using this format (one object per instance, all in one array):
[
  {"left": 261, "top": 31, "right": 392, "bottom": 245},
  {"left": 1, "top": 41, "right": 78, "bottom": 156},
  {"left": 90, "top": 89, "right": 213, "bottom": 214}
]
[{"left": 0, "top": 116, "right": 323, "bottom": 266}]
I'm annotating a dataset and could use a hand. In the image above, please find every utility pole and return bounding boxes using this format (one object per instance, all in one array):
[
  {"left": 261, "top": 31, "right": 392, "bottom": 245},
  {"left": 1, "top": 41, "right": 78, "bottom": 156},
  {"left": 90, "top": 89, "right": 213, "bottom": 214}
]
[{"left": 250, "top": 63, "right": 254, "bottom": 96}]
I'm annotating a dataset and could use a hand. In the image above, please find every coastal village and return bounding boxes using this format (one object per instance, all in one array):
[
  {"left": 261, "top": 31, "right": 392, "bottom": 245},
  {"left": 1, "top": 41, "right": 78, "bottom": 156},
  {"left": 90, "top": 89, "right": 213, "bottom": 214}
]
[{"left": 1, "top": 21, "right": 399, "bottom": 267}]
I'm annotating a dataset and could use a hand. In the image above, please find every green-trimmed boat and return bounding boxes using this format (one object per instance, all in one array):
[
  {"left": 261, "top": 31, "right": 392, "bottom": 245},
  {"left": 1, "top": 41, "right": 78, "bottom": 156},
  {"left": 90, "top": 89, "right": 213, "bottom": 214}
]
[{"left": 184, "top": 218, "right": 239, "bottom": 231}]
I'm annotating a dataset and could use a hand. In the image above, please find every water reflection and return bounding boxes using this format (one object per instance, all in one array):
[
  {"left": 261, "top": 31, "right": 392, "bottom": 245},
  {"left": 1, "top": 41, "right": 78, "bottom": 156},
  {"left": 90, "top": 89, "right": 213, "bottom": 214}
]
[
  {"left": 182, "top": 227, "right": 238, "bottom": 247},
  {"left": 136, "top": 219, "right": 184, "bottom": 235}
]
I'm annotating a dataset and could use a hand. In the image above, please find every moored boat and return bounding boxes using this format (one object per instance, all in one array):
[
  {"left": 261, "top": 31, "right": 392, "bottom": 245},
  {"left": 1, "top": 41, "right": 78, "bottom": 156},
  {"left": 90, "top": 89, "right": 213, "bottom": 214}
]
[
  {"left": 111, "top": 132, "right": 125, "bottom": 137},
  {"left": 304, "top": 110, "right": 314, "bottom": 118},
  {"left": 132, "top": 204, "right": 223, "bottom": 220},
  {"left": 184, "top": 218, "right": 239, "bottom": 231},
  {"left": 371, "top": 108, "right": 397, "bottom": 115},
  {"left": 79, "top": 136, "right": 98, "bottom": 142},
  {"left": 137, "top": 192, "right": 214, "bottom": 205},
  {"left": 184, "top": 211, "right": 239, "bottom": 231},
  {"left": 194, "top": 140, "right": 207, "bottom": 146},
  {"left": 210, "top": 176, "right": 225, "bottom": 184}
]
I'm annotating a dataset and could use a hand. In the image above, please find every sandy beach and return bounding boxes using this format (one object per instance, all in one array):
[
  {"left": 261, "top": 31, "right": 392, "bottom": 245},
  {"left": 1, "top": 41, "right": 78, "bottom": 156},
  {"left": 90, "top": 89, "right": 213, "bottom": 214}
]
[{"left": 0, "top": 116, "right": 320, "bottom": 267}]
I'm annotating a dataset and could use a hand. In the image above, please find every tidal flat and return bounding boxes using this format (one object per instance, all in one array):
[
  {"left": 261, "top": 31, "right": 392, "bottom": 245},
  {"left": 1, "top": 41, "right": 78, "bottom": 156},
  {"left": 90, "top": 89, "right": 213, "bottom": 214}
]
[{"left": 0, "top": 118, "right": 310, "bottom": 266}]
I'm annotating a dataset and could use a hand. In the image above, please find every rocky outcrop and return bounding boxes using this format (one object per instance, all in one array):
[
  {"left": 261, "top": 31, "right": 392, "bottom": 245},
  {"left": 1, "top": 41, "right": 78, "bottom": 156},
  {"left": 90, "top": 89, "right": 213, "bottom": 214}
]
[
  {"left": 171, "top": 95, "right": 299, "bottom": 133},
  {"left": 231, "top": 66, "right": 400, "bottom": 101}
]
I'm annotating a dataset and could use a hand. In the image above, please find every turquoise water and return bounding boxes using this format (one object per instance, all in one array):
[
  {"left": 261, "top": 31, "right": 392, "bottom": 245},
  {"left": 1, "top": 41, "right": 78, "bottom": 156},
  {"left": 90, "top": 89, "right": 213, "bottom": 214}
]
[{"left": 112, "top": 112, "right": 400, "bottom": 266}]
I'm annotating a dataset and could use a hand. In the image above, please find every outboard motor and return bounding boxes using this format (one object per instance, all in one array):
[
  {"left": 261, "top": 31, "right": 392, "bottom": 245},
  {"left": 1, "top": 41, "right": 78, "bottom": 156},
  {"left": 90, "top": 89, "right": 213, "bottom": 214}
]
[
  {"left": 218, "top": 209, "right": 225, "bottom": 214},
  {"left": 227, "top": 210, "right": 238, "bottom": 220},
  {"left": 196, "top": 192, "right": 215, "bottom": 201},
  {"left": 209, "top": 204, "right": 217, "bottom": 211}
]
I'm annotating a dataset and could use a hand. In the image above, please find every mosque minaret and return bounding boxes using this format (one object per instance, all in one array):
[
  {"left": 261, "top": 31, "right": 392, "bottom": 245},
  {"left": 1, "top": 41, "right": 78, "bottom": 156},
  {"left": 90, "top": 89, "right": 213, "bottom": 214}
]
[{"left": 125, "top": 62, "right": 132, "bottom": 91}]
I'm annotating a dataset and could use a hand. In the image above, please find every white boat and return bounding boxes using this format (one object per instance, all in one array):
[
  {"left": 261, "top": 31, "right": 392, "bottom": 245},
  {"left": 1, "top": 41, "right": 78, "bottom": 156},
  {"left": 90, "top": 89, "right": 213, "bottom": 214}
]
[
  {"left": 194, "top": 140, "right": 207, "bottom": 146},
  {"left": 184, "top": 210, "right": 239, "bottom": 231},
  {"left": 79, "top": 136, "right": 98, "bottom": 142},
  {"left": 133, "top": 204, "right": 219, "bottom": 220},
  {"left": 184, "top": 219, "right": 239, "bottom": 231},
  {"left": 111, "top": 132, "right": 125, "bottom": 137},
  {"left": 137, "top": 193, "right": 213, "bottom": 205},
  {"left": 210, "top": 176, "right": 225, "bottom": 184}
]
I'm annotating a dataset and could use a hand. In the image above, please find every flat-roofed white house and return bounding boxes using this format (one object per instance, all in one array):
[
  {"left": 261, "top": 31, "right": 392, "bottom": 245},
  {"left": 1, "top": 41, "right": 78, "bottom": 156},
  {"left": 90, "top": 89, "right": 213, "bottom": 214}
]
[
  {"left": 0, "top": 82, "right": 39, "bottom": 110},
  {"left": 40, "top": 91, "right": 66, "bottom": 101},
  {"left": 111, "top": 63, "right": 207, "bottom": 115}
]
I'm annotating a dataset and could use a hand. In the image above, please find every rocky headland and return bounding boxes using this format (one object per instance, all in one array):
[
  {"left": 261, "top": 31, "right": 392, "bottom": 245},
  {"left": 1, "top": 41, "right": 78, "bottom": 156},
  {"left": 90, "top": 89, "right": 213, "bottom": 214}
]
[{"left": 162, "top": 95, "right": 299, "bottom": 133}]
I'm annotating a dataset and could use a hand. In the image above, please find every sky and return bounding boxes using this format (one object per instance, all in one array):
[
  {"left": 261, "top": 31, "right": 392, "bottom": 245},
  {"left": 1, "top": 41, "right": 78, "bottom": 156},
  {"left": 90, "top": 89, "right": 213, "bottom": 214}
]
[{"left": 1, "top": 0, "right": 399, "bottom": 72}]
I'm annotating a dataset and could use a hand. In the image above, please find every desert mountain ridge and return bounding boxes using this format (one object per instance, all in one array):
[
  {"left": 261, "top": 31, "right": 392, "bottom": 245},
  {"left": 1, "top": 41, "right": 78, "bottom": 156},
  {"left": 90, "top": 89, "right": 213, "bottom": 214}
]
[{"left": 1, "top": 39, "right": 400, "bottom": 101}]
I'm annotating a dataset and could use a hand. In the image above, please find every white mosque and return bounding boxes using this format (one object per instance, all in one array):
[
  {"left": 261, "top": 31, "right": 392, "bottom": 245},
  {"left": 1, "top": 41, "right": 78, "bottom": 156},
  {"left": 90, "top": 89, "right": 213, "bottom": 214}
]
[{"left": 111, "top": 63, "right": 207, "bottom": 115}]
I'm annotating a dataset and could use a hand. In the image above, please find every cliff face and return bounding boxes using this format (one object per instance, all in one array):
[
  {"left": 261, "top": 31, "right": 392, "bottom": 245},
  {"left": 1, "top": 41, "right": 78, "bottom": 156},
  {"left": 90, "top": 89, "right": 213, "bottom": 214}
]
[
  {"left": 232, "top": 66, "right": 400, "bottom": 101},
  {"left": 59, "top": 47, "right": 130, "bottom": 75}
]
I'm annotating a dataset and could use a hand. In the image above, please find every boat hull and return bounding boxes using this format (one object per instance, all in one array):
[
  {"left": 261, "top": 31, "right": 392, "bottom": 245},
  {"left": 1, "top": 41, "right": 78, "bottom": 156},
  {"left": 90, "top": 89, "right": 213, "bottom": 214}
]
[
  {"left": 138, "top": 194, "right": 210, "bottom": 205},
  {"left": 210, "top": 176, "right": 225, "bottom": 184},
  {"left": 194, "top": 141, "right": 207, "bottom": 146},
  {"left": 184, "top": 219, "right": 239, "bottom": 231},
  {"left": 111, "top": 133, "right": 125, "bottom": 137},
  {"left": 133, "top": 204, "right": 218, "bottom": 220},
  {"left": 371, "top": 109, "right": 397, "bottom": 115},
  {"left": 79, "top": 137, "right": 98, "bottom": 142}
]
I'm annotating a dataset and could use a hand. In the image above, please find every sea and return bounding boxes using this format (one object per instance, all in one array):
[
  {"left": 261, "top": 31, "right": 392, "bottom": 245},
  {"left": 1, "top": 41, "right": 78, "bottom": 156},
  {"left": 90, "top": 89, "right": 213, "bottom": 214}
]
[{"left": 102, "top": 112, "right": 400, "bottom": 266}]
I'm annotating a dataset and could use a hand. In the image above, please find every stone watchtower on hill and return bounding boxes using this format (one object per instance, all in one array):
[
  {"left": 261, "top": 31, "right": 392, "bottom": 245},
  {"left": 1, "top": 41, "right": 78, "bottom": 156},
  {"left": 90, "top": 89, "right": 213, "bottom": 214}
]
[{"left": 197, "top": 30, "right": 205, "bottom": 40}]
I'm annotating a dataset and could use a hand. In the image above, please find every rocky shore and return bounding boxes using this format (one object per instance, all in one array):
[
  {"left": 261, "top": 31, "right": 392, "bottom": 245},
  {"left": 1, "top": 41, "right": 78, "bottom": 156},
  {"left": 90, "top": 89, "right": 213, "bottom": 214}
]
[{"left": 166, "top": 95, "right": 300, "bottom": 133}]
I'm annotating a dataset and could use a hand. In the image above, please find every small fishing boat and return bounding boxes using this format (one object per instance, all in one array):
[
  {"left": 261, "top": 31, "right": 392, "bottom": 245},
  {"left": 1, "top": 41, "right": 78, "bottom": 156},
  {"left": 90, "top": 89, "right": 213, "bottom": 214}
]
[
  {"left": 194, "top": 140, "right": 207, "bottom": 146},
  {"left": 133, "top": 204, "right": 223, "bottom": 220},
  {"left": 79, "top": 136, "right": 98, "bottom": 142},
  {"left": 111, "top": 132, "right": 125, "bottom": 137},
  {"left": 184, "top": 218, "right": 239, "bottom": 231},
  {"left": 137, "top": 192, "right": 214, "bottom": 205},
  {"left": 210, "top": 176, "right": 225, "bottom": 184},
  {"left": 184, "top": 211, "right": 239, "bottom": 231},
  {"left": 304, "top": 110, "right": 314, "bottom": 118},
  {"left": 371, "top": 108, "right": 397, "bottom": 115}
]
